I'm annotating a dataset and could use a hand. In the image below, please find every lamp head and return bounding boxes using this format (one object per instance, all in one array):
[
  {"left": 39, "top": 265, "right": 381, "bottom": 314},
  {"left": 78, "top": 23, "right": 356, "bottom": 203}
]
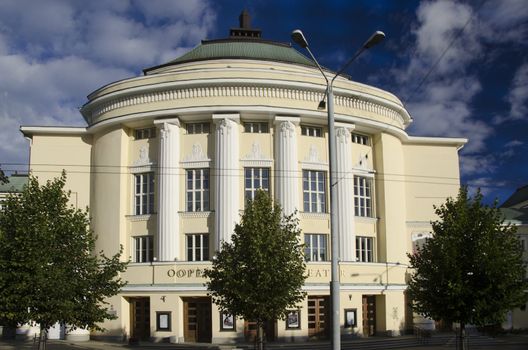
[
  {"left": 317, "top": 100, "right": 326, "bottom": 110},
  {"left": 363, "top": 31, "right": 385, "bottom": 49},
  {"left": 291, "top": 29, "right": 309, "bottom": 48}
]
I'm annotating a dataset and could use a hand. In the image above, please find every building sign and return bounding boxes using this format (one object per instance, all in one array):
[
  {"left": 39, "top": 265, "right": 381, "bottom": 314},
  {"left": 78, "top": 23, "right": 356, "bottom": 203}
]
[{"left": 167, "top": 268, "right": 205, "bottom": 279}]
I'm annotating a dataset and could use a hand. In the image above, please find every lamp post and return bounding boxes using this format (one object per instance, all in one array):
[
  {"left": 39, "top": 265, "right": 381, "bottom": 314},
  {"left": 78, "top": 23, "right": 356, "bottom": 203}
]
[{"left": 291, "top": 29, "right": 385, "bottom": 350}]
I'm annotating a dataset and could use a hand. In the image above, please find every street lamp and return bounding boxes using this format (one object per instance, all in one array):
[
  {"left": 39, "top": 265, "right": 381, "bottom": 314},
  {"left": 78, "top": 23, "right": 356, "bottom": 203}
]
[{"left": 291, "top": 29, "right": 385, "bottom": 350}]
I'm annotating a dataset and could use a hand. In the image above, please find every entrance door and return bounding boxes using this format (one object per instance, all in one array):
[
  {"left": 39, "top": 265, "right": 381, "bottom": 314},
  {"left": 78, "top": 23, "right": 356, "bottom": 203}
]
[
  {"left": 362, "top": 295, "right": 376, "bottom": 336},
  {"left": 244, "top": 320, "right": 276, "bottom": 342},
  {"left": 130, "top": 297, "right": 150, "bottom": 340},
  {"left": 183, "top": 297, "right": 212, "bottom": 343},
  {"left": 308, "top": 296, "right": 329, "bottom": 338}
]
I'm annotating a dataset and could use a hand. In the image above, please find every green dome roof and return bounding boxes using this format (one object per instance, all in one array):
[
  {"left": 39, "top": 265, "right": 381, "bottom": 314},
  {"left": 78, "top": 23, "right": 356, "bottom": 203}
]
[{"left": 144, "top": 39, "right": 316, "bottom": 73}]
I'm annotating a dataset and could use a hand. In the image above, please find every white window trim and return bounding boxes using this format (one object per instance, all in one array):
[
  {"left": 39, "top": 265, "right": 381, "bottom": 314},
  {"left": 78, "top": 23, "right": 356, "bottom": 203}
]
[
  {"left": 354, "top": 175, "right": 373, "bottom": 218},
  {"left": 244, "top": 167, "right": 271, "bottom": 201},
  {"left": 186, "top": 233, "right": 209, "bottom": 261},
  {"left": 305, "top": 233, "right": 328, "bottom": 262},
  {"left": 186, "top": 168, "right": 210, "bottom": 212},
  {"left": 355, "top": 236, "right": 375, "bottom": 262},
  {"left": 303, "top": 170, "right": 327, "bottom": 213},
  {"left": 133, "top": 235, "right": 153, "bottom": 263},
  {"left": 133, "top": 172, "right": 155, "bottom": 215}
]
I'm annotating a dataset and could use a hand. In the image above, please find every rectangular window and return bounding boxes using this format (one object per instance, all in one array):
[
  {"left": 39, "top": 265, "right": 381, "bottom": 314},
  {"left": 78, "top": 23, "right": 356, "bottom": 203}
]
[
  {"left": 186, "top": 234, "right": 209, "bottom": 261},
  {"left": 186, "top": 169, "right": 210, "bottom": 211},
  {"left": 186, "top": 122, "right": 210, "bottom": 134},
  {"left": 304, "top": 234, "right": 328, "bottom": 261},
  {"left": 244, "top": 167, "right": 270, "bottom": 201},
  {"left": 301, "top": 125, "right": 322, "bottom": 137},
  {"left": 134, "top": 172, "right": 155, "bottom": 215},
  {"left": 352, "top": 133, "right": 369, "bottom": 145},
  {"left": 134, "top": 236, "right": 153, "bottom": 263},
  {"left": 303, "top": 170, "right": 326, "bottom": 213},
  {"left": 135, "top": 127, "right": 156, "bottom": 140},
  {"left": 244, "top": 122, "right": 269, "bottom": 133},
  {"left": 354, "top": 176, "right": 372, "bottom": 217},
  {"left": 356, "top": 236, "right": 374, "bottom": 262}
]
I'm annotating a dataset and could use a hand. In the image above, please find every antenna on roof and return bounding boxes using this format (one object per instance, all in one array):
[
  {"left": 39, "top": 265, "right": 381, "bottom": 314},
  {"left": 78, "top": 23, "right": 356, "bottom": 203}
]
[{"left": 229, "top": 10, "right": 261, "bottom": 39}]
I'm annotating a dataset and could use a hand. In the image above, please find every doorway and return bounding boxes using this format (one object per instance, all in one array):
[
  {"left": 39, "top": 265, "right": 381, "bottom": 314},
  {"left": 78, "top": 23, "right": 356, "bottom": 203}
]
[
  {"left": 244, "top": 320, "right": 276, "bottom": 342},
  {"left": 308, "top": 295, "right": 329, "bottom": 338},
  {"left": 183, "top": 297, "right": 212, "bottom": 343},
  {"left": 362, "top": 295, "right": 376, "bottom": 336},
  {"left": 130, "top": 297, "right": 150, "bottom": 340}
]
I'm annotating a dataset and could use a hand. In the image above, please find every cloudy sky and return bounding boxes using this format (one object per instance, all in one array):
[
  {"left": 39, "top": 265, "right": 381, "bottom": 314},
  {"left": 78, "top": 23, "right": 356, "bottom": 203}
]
[{"left": 0, "top": 0, "right": 526, "bottom": 205}]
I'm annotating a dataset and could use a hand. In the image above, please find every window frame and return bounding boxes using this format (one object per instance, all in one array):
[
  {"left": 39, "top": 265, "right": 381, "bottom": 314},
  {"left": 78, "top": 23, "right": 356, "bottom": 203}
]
[
  {"left": 354, "top": 176, "right": 372, "bottom": 217},
  {"left": 355, "top": 236, "right": 374, "bottom": 262},
  {"left": 243, "top": 122, "right": 269, "bottom": 133},
  {"left": 134, "top": 235, "right": 153, "bottom": 263},
  {"left": 304, "top": 233, "right": 328, "bottom": 262},
  {"left": 186, "top": 122, "right": 210, "bottom": 134},
  {"left": 134, "top": 172, "right": 155, "bottom": 215},
  {"left": 351, "top": 133, "right": 370, "bottom": 145},
  {"left": 134, "top": 127, "right": 156, "bottom": 140},
  {"left": 186, "top": 168, "right": 210, "bottom": 212},
  {"left": 186, "top": 233, "right": 209, "bottom": 261},
  {"left": 301, "top": 125, "right": 322, "bottom": 137},
  {"left": 303, "top": 170, "right": 327, "bottom": 213},
  {"left": 244, "top": 167, "right": 270, "bottom": 202}
]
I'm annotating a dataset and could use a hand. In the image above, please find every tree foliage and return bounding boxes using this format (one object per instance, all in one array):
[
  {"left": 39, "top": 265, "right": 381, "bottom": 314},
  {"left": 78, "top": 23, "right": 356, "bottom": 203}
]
[
  {"left": 408, "top": 187, "right": 527, "bottom": 329},
  {"left": 204, "top": 190, "right": 306, "bottom": 325},
  {"left": 0, "top": 173, "right": 128, "bottom": 331}
]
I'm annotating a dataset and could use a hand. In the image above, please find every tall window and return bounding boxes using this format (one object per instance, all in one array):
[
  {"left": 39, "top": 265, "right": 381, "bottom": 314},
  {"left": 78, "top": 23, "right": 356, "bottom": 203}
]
[
  {"left": 354, "top": 176, "right": 372, "bottom": 217},
  {"left": 356, "top": 236, "right": 373, "bottom": 262},
  {"left": 303, "top": 170, "right": 326, "bottom": 213},
  {"left": 186, "top": 122, "right": 210, "bottom": 134},
  {"left": 186, "top": 234, "right": 209, "bottom": 261},
  {"left": 134, "top": 236, "right": 153, "bottom": 263},
  {"left": 135, "top": 127, "right": 156, "bottom": 140},
  {"left": 305, "top": 234, "right": 327, "bottom": 261},
  {"left": 244, "top": 168, "right": 270, "bottom": 201},
  {"left": 186, "top": 169, "right": 210, "bottom": 211},
  {"left": 301, "top": 125, "right": 322, "bottom": 137},
  {"left": 244, "top": 122, "right": 269, "bottom": 133},
  {"left": 134, "top": 172, "right": 155, "bottom": 215}
]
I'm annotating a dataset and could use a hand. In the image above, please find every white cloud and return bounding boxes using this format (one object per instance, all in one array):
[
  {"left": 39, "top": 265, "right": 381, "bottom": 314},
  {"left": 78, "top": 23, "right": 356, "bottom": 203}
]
[
  {"left": 0, "top": 0, "right": 216, "bottom": 169},
  {"left": 504, "top": 140, "right": 523, "bottom": 148}
]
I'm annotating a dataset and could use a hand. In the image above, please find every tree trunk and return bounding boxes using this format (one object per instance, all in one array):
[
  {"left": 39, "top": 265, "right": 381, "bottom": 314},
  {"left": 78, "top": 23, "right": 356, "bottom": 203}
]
[
  {"left": 38, "top": 326, "right": 47, "bottom": 350},
  {"left": 459, "top": 322, "right": 467, "bottom": 350},
  {"left": 256, "top": 321, "right": 264, "bottom": 350}
]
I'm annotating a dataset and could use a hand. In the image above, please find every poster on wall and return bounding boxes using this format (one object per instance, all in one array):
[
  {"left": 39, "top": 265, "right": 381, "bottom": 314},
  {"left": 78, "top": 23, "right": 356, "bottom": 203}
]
[
  {"left": 221, "top": 313, "right": 235, "bottom": 331},
  {"left": 286, "top": 310, "right": 300, "bottom": 329},
  {"left": 344, "top": 308, "right": 357, "bottom": 328}
]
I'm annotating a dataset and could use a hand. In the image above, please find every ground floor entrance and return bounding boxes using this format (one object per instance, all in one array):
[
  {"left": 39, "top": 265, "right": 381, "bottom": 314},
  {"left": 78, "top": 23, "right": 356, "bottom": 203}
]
[
  {"left": 362, "top": 295, "right": 376, "bottom": 336},
  {"left": 308, "top": 295, "right": 329, "bottom": 339},
  {"left": 244, "top": 320, "right": 276, "bottom": 342},
  {"left": 130, "top": 297, "right": 150, "bottom": 341},
  {"left": 183, "top": 297, "right": 212, "bottom": 343}
]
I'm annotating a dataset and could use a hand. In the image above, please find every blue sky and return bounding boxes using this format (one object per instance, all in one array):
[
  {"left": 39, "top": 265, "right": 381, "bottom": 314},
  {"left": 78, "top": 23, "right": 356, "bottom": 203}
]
[{"left": 0, "top": 0, "right": 526, "bottom": 205}]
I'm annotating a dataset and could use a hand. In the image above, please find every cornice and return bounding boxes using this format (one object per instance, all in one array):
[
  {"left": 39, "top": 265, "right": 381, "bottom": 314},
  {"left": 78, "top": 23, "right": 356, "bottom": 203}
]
[{"left": 82, "top": 79, "right": 409, "bottom": 129}]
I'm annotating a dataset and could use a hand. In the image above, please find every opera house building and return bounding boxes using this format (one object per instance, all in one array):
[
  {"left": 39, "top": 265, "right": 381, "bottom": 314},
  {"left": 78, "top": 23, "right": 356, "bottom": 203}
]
[{"left": 20, "top": 15, "right": 466, "bottom": 343}]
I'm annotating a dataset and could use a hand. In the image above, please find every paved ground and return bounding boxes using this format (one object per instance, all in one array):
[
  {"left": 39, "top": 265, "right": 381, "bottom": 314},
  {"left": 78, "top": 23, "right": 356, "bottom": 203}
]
[{"left": 1, "top": 333, "right": 527, "bottom": 350}]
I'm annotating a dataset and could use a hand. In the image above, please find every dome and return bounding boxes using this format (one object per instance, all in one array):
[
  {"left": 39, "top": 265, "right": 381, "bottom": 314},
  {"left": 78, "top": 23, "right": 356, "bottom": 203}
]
[{"left": 144, "top": 39, "right": 316, "bottom": 74}]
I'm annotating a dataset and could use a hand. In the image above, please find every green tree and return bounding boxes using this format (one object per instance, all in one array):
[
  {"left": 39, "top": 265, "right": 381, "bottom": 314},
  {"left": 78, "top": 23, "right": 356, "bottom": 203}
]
[
  {"left": 407, "top": 187, "right": 527, "bottom": 349},
  {"left": 204, "top": 190, "right": 306, "bottom": 350},
  {"left": 0, "top": 173, "right": 128, "bottom": 346}
]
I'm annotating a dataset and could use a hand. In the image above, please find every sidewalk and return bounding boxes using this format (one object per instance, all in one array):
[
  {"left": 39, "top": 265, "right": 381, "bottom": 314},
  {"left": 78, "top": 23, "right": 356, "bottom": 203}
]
[{"left": 1, "top": 333, "right": 527, "bottom": 350}]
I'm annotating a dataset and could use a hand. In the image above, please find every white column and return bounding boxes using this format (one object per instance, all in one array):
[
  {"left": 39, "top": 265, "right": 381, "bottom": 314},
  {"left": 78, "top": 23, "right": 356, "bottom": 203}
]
[
  {"left": 335, "top": 124, "right": 356, "bottom": 261},
  {"left": 156, "top": 119, "right": 180, "bottom": 261},
  {"left": 213, "top": 114, "right": 240, "bottom": 249},
  {"left": 274, "top": 116, "right": 300, "bottom": 216}
]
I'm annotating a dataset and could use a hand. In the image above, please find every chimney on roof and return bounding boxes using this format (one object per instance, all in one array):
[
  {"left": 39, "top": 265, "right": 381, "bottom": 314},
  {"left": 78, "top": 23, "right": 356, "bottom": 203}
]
[{"left": 230, "top": 10, "right": 261, "bottom": 39}]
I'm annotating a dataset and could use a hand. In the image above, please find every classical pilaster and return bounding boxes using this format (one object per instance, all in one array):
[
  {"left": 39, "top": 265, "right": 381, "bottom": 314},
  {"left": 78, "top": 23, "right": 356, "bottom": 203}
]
[
  {"left": 155, "top": 119, "right": 180, "bottom": 261},
  {"left": 274, "top": 116, "right": 300, "bottom": 216},
  {"left": 335, "top": 124, "right": 356, "bottom": 261},
  {"left": 213, "top": 114, "right": 240, "bottom": 248}
]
